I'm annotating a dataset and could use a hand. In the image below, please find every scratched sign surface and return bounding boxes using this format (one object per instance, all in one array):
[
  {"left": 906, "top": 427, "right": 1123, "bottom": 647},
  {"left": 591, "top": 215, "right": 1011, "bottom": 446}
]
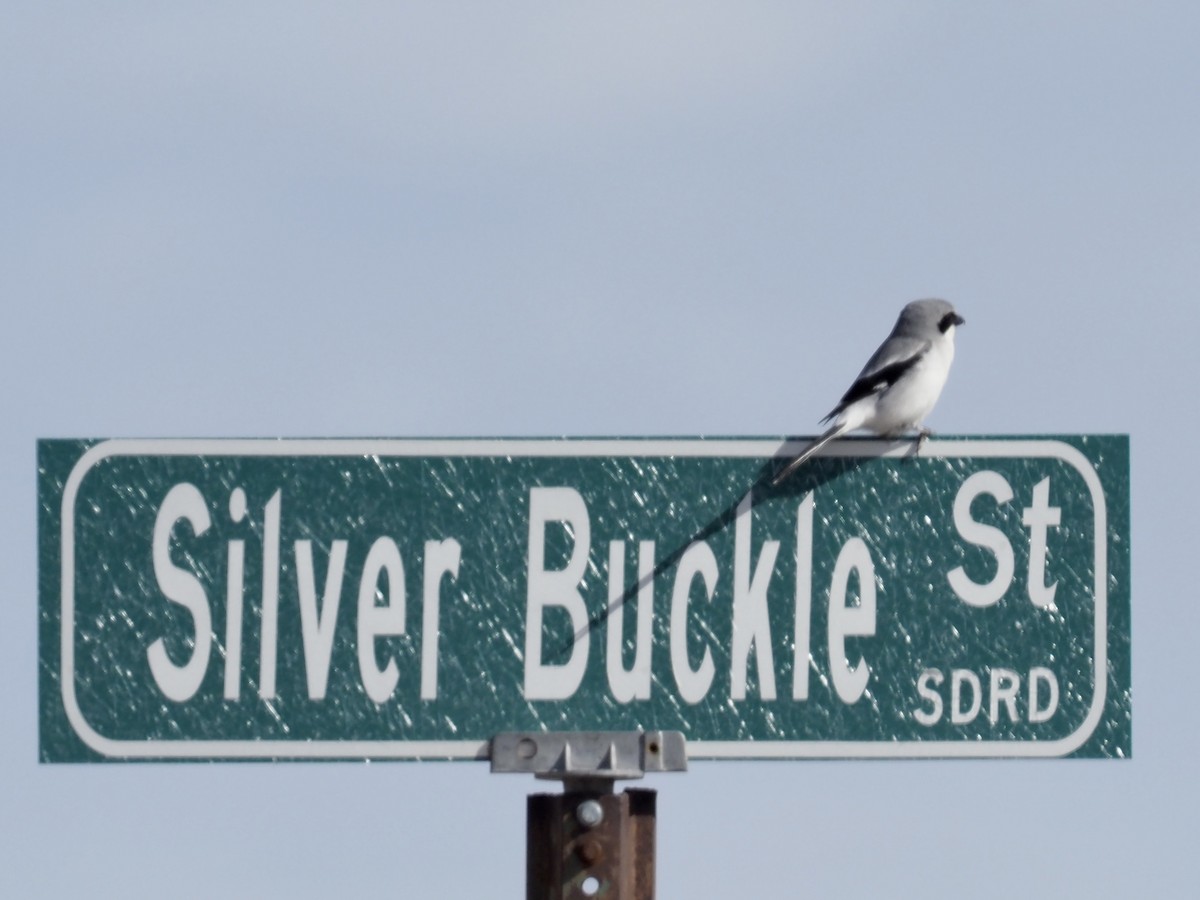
[{"left": 38, "top": 437, "right": 1130, "bottom": 761}]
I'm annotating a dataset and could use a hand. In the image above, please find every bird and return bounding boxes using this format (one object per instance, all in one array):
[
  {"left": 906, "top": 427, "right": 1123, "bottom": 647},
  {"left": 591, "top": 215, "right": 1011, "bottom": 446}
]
[{"left": 771, "top": 298, "right": 965, "bottom": 486}]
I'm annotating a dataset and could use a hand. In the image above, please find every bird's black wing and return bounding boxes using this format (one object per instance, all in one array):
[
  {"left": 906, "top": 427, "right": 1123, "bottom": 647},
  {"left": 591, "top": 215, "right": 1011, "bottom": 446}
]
[{"left": 821, "top": 337, "right": 930, "bottom": 423}]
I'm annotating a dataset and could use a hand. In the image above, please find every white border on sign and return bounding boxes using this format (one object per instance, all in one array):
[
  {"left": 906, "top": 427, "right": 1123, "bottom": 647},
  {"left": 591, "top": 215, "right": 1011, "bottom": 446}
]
[{"left": 59, "top": 437, "right": 1109, "bottom": 760}]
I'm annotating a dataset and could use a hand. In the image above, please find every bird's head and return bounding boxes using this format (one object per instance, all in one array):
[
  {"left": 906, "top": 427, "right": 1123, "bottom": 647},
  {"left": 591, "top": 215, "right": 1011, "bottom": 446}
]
[{"left": 899, "top": 298, "right": 964, "bottom": 338}]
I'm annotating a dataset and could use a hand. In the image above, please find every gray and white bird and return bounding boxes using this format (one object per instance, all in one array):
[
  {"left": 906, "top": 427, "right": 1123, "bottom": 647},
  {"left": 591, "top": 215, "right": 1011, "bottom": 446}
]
[{"left": 772, "top": 298, "right": 965, "bottom": 486}]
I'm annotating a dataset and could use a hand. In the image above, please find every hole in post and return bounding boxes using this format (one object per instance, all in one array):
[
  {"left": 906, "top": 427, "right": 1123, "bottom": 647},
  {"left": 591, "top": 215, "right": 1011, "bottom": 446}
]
[
  {"left": 581, "top": 876, "right": 601, "bottom": 896},
  {"left": 516, "top": 738, "right": 537, "bottom": 760}
]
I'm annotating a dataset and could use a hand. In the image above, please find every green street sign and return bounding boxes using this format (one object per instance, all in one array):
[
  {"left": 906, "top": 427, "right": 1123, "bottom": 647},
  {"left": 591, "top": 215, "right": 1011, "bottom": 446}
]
[{"left": 38, "top": 436, "right": 1130, "bottom": 761}]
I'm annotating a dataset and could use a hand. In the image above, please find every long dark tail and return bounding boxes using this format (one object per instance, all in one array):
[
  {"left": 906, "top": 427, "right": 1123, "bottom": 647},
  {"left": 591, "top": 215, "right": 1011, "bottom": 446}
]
[{"left": 770, "top": 422, "right": 848, "bottom": 486}]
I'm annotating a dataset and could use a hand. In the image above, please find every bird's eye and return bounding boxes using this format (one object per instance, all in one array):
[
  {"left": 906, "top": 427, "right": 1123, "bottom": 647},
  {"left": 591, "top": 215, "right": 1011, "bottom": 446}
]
[{"left": 938, "top": 312, "right": 963, "bottom": 333}]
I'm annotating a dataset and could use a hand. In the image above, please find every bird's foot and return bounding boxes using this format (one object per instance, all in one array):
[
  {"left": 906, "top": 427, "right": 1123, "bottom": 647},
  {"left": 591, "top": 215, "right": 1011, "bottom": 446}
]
[{"left": 897, "top": 427, "right": 931, "bottom": 458}]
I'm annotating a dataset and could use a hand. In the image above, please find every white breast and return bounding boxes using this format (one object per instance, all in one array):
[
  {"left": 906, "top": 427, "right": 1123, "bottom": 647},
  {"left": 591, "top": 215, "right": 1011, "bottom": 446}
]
[{"left": 856, "top": 329, "right": 956, "bottom": 436}]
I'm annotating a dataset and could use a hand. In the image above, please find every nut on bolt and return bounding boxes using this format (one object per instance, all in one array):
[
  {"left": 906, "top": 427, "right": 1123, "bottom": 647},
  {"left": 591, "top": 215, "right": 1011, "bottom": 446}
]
[
  {"left": 578, "top": 839, "right": 604, "bottom": 866},
  {"left": 576, "top": 799, "right": 604, "bottom": 829}
]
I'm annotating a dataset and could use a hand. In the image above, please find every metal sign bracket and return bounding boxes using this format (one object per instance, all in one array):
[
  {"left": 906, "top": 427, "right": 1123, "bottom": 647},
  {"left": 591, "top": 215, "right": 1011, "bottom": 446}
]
[{"left": 491, "top": 731, "right": 687, "bottom": 899}]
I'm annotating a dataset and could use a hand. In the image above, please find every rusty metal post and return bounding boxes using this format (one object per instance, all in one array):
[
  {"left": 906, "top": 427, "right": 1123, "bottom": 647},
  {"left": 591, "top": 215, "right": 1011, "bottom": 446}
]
[
  {"left": 526, "top": 787, "right": 657, "bottom": 900},
  {"left": 492, "top": 732, "right": 682, "bottom": 899}
]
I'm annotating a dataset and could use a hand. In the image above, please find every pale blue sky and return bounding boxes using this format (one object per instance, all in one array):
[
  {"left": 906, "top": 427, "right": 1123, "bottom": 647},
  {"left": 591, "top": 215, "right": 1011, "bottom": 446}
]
[{"left": 5, "top": 4, "right": 1197, "bottom": 897}]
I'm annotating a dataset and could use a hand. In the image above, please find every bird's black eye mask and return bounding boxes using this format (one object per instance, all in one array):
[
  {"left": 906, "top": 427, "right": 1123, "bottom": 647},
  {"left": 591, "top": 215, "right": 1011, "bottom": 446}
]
[{"left": 939, "top": 312, "right": 966, "bottom": 333}]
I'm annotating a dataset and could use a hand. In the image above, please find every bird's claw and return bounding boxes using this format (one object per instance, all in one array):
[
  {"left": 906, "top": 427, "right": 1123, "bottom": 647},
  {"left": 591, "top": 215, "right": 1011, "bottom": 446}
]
[{"left": 914, "top": 427, "right": 933, "bottom": 456}]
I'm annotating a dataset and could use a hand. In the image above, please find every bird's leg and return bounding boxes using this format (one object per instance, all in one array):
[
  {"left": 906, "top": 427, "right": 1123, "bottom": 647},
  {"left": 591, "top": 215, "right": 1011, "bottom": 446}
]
[{"left": 894, "top": 426, "right": 933, "bottom": 459}]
